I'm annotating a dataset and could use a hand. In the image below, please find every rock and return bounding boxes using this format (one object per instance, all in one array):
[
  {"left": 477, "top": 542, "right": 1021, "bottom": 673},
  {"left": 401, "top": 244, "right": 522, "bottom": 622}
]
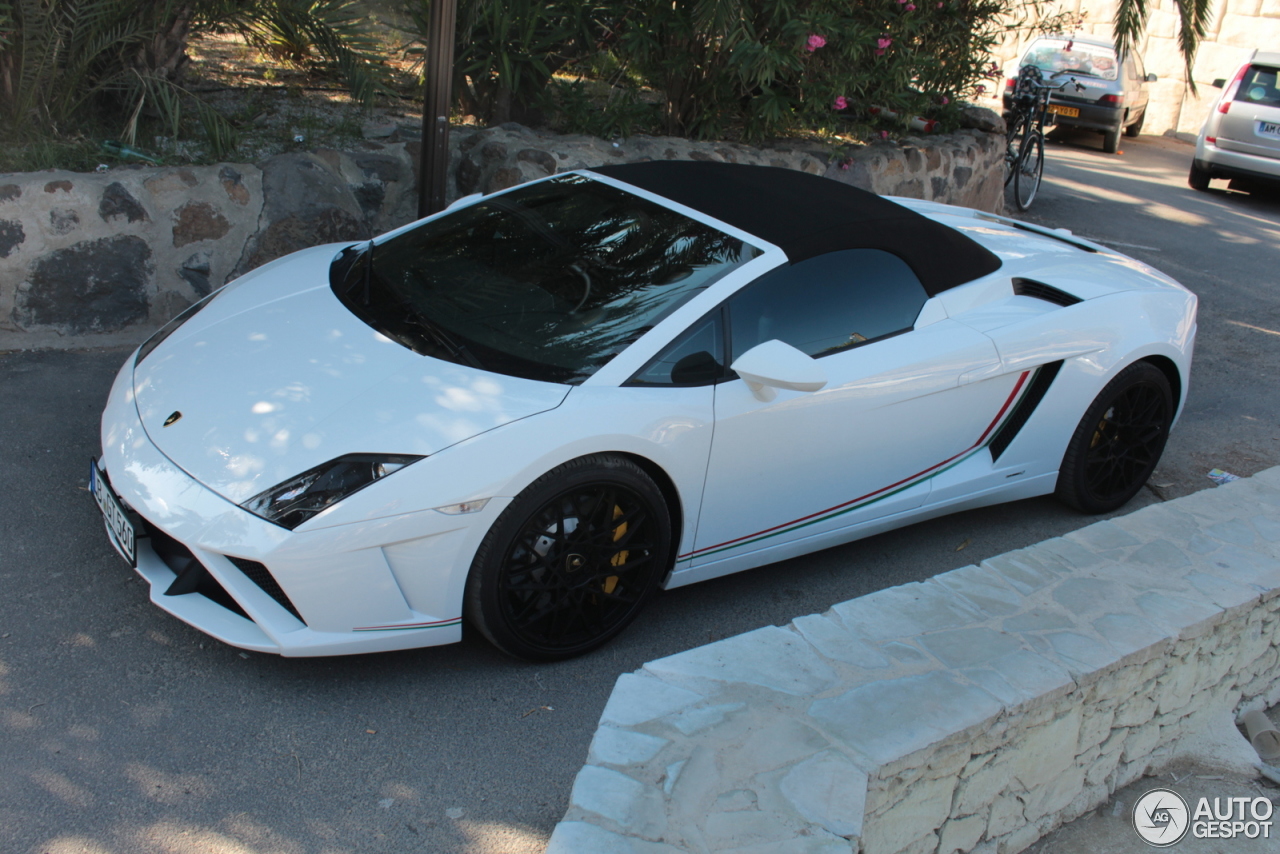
[
  {"left": 49, "top": 209, "right": 80, "bottom": 235},
  {"left": 99, "top": 182, "right": 149, "bottom": 223},
  {"left": 234, "top": 152, "right": 366, "bottom": 275},
  {"left": 485, "top": 166, "right": 525, "bottom": 193},
  {"left": 44, "top": 180, "right": 72, "bottom": 194},
  {"left": 143, "top": 169, "right": 198, "bottom": 193},
  {"left": 480, "top": 140, "right": 509, "bottom": 162},
  {"left": 959, "top": 105, "right": 1005, "bottom": 135},
  {"left": 13, "top": 235, "right": 151, "bottom": 333},
  {"left": 179, "top": 251, "right": 213, "bottom": 297},
  {"left": 172, "top": 201, "right": 231, "bottom": 247},
  {"left": 0, "top": 184, "right": 20, "bottom": 202},
  {"left": 219, "top": 166, "right": 250, "bottom": 205},
  {"left": 354, "top": 154, "right": 403, "bottom": 184},
  {"left": 0, "top": 219, "right": 25, "bottom": 257},
  {"left": 517, "top": 148, "right": 557, "bottom": 175},
  {"left": 456, "top": 155, "right": 483, "bottom": 195}
]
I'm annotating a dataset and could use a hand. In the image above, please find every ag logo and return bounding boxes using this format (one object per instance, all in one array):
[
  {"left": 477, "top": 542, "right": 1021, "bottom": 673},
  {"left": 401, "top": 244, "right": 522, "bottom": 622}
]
[{"left": 1133, "top": 788, "right": 1190, "bottom": 846}]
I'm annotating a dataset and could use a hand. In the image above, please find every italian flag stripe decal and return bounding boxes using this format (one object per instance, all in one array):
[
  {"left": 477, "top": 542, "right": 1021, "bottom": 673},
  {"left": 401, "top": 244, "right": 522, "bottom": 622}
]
[
  {"left": 676, "top": 369, "right": 1033, "bottom": 563},
  {"left": 354, "top": 617, "right": 462, "bottom": 632}
]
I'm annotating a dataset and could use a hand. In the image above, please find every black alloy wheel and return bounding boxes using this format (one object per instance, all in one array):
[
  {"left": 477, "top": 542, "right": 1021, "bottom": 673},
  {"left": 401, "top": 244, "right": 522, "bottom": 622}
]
[
  {"left": 1056, "top": 361, "right": 1174, "bottom": 514},
  {"left": 465, "top": 455, "right": 672, "bottom": 660}
]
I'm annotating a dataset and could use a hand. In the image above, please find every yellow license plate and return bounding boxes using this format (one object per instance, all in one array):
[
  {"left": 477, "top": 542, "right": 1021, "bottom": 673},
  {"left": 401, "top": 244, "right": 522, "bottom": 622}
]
[{"left": 1048, "top": 104, "right": 1080, "bottom": 118}]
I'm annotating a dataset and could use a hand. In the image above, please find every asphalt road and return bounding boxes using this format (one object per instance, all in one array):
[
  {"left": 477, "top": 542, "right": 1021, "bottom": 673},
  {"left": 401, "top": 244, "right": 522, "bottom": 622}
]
[{"left": 2, "top": 135, "right": 1278, "bottom": 854}]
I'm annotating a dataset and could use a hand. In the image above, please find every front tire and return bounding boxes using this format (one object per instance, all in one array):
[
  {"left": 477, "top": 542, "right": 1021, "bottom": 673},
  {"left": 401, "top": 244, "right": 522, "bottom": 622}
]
[
  {"left": 1055, "top": 362, "right": 1173, "bottom": 514},
  {"left": 1124, "top": 109, "right": 1145, "bottom": 138},
  {"left": 1013, "top": 132, "right": 1045, "bottom": 211},
  {"left": 465, "top": 454, "right": 672, "bottom": 660}
]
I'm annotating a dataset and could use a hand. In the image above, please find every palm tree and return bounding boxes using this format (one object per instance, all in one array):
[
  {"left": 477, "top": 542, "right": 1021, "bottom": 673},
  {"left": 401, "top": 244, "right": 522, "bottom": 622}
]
[{"left": 1113, "top": 0, "right": 1214, "bottom": 90}]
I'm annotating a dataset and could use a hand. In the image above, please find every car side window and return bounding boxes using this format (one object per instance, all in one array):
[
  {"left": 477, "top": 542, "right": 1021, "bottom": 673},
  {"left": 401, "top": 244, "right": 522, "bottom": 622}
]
[
  {"left": 727, "top": 249, "right": 928, "bottom": 362},
  {"left": 627, "top": 313, "right": 726, "bottom": 386}
]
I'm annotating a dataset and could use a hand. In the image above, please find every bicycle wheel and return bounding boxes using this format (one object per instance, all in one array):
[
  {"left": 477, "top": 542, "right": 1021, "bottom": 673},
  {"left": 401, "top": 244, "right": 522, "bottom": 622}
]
[
  {"left": 1003, "top": 113, "right": 1026, "bottom": 186},
  {"left": 1013, "top": 131, "right": 1044, "bottom": 210}
]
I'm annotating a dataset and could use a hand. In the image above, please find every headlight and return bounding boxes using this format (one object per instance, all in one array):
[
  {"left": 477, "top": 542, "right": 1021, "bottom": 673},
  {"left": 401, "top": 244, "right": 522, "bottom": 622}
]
[{"left": 242, "top": 454, "right": 424, "bottom": 529}]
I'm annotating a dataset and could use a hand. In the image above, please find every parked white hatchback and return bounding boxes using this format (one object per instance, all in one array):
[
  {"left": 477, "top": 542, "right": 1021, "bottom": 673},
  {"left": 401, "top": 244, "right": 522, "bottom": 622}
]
[{"left": 1190, "top": 50, "right": 1280, "bottom": 190}]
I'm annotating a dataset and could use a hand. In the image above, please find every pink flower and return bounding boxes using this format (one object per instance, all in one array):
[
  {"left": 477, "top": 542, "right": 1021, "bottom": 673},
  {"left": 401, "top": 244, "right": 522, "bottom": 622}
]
[
  {"left": 936, "top": 1, "right": 943, "bottom": 6},
  {"left": 879, "top": 130, "right": 890, "bottom": 140},
  {"left": 975, "top": 84, "right": 987, "bottom": 94},
  {"left": 905, "top": 3, "right": 916, "bottom": 9},
  {"left": 877, "top": 37, "right": 893, "bottom": 50},
  {"left": 833, "top": 95, "right": 848, "bottom": 110},
  {"left": 806, "top": 34, "right": 826, "bottom": 52},
  {"left": 940, "top": 95, "right": 950, "bottom": 105}
]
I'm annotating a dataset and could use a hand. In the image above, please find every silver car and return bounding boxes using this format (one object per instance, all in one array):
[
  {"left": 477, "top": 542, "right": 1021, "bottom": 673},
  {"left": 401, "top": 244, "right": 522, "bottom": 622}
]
[
  {"left": 1004, "top": 34, "right": 1156, "bottom": 154},
  {"left": 1190, "top": 50, "right": 1280, "bottom": 191}
]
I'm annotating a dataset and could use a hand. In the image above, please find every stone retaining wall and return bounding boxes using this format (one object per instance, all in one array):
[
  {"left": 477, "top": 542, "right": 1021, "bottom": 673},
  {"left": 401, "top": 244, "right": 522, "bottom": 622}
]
[
  {"left": 549, "top": 468, "right": 1280, "bottom": 854},
  {"left": 0, "top": 116, "right": 1004, "bottom": 350}
]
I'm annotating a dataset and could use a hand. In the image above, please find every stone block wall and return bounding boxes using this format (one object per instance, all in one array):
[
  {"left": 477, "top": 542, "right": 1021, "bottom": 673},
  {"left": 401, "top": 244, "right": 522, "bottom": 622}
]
[
  {"left": 549, "top": 468, "right": 1280, "bottom": 854},
  {"left": 0, "top": 116, "right": 1004, "bottom": 350}
]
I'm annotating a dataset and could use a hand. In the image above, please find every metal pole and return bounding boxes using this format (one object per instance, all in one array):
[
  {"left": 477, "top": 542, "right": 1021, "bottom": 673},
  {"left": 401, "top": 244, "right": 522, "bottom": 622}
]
[{"left": 417, "top": 0, "right": 458, "bottom": 218}]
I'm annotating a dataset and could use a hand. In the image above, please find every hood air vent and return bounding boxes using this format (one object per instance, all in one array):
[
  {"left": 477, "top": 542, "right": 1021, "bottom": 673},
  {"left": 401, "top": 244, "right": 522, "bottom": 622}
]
[{"left": 1013, "top": 278, "right": 1083, "bottom": 307}]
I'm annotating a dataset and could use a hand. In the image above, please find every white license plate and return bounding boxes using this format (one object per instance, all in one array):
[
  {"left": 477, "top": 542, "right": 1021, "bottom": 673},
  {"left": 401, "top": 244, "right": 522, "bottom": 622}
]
[
  {"left": 1258, "top": 121, "right": 1280, "bottom": 139},
  {"left": 90, "top": 459, "right": 136, "bottom": 566}
]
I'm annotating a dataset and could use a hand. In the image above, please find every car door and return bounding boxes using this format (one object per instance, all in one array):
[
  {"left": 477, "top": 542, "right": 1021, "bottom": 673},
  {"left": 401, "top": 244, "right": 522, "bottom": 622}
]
[{"left": 675, "top": 250, "right": 1012, "bottom": 583}]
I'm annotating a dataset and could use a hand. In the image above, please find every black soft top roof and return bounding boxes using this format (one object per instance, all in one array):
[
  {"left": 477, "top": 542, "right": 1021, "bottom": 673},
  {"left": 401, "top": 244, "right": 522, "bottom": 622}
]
[{"left": 589, "top": 161, "right": 1001, "bottom": 296}]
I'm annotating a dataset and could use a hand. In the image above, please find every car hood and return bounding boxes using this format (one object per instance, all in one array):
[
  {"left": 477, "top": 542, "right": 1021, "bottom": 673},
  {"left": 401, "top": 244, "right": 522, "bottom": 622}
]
[{"left": 133, "top": 245, "right": 570, "bottom": 506}]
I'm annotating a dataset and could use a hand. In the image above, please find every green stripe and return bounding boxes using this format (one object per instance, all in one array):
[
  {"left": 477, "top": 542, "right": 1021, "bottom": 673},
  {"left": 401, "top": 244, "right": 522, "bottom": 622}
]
[
  {"left": 354, "top": 619, "right": 462, "bottom": 632},
  {"left": 692, "top": 447, "right": 984, "bottom": 561}
]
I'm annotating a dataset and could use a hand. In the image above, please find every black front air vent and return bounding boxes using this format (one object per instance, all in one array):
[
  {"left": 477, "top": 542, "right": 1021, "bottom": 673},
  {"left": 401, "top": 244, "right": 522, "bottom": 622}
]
[
  {"left": 227, "top": 557, "right": 306, "bottom": 624},
  {"left": 142, "top": 519, "right": 251, "bottom": 620},
  {"left": 989, "top": 361, "right": 1063, "bottom": 461},
  {"left": 1013, "top": 278, "right": 1083, "bottom": 307}
]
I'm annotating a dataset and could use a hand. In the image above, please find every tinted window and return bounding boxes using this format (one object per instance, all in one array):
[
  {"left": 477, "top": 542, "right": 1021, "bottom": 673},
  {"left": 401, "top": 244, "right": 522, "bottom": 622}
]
[
  {"left": 728, "top": 249, "right": 927, "bottom": 362},
  {"left": 332, "top": 175, "right": 761, "bottom": 384},
  {"left": 628, "top": 313, "right": 725, "bottom": 386},
  {"left": 1235, "top": 65, "right": 1280, "bottom": 109}
]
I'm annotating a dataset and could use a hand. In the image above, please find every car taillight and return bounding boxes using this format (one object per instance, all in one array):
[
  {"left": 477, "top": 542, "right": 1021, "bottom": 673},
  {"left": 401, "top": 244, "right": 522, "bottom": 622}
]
[
  {"left": 1099, "top": 94, "right": 1121, "bottom": 105},
  {"left": 1006, "top": 78, "right": 1016, "bottom": 90},
  {"left": 1206, "top": 136, "right": 1217, "bottom": 144},
  {"left": 1220, "top": 64, "right": 1249, "bottom": 113}
]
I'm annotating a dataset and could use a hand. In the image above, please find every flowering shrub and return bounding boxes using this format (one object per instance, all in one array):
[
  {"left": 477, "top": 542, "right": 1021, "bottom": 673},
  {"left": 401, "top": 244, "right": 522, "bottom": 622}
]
[{"left": 605, "top": 0, "right": 1061, "bottom": 140}]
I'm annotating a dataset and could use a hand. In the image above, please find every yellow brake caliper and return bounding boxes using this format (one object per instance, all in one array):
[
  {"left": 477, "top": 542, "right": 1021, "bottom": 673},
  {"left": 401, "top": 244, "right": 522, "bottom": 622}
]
[{"left": 605, "top": 505, "right": 627, "bottom": 594}]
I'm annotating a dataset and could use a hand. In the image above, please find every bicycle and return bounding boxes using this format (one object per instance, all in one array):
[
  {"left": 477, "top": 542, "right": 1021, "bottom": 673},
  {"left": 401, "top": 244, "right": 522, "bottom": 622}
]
[{"left": 1003, "top": 67, "right": 1083, "bottom": 210}]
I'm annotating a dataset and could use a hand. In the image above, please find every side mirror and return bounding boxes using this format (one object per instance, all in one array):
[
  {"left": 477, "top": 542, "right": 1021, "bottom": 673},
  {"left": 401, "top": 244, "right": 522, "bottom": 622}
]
[
  {"left": 730, "top": 339, "right": 828, "bottom": 402},
  {"left": 1145, "top": 73, "right": 1158, "bottom": 83},
  {"left": 1212, "top": 78, "right": 1226, "bottom": 89},
  {"left": 445, "top": 192, "right": 483, "bottom": 212}
]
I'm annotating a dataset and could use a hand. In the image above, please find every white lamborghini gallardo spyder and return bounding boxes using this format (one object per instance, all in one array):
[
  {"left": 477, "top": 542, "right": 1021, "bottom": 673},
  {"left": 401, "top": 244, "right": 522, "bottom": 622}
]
[{"left": 92, "top": 162, "right": 1196, "bottom": 660}]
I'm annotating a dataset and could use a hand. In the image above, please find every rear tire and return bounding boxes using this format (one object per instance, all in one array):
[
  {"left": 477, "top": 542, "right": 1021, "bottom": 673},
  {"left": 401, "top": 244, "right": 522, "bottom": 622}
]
[
  {"left": 1055, "top": 361, "right": 1173, "bottom": 514},
  {"left": 1013, "top": 132, "right": 1044, "bottom": 211},
  {"left": 465, "top": 454, "right": 672, "bottom": 661},
  {"left": 1102, "top": 122, "right": 1122, "bottom": 154},
  {"left": 1188, "top": 162, "right": 1211, "bottom": 191}
]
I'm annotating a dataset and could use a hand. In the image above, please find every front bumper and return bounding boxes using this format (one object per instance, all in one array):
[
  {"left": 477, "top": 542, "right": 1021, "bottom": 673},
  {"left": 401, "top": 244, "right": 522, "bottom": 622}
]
[{"left": 97, "top": 354, "right": 504, "bottom": 656}]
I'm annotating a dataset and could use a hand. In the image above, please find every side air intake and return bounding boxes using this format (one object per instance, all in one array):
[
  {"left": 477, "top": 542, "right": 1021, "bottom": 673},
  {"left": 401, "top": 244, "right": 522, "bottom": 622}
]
[
  {"left": 989, "top": 361, "right": 1063, "bottom": 461},
  {"left": 1013, "top": 278, "right": 1083, "bottom": 307}
]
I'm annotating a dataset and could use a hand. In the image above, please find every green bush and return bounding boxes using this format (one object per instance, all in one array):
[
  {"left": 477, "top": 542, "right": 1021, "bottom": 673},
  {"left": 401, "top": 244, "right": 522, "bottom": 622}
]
[{"left": 0, "top": 0, "right": 386, "bottom": 162}]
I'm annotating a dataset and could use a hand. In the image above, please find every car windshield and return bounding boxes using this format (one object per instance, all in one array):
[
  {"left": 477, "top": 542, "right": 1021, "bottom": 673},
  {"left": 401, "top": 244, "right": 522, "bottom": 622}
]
[
  {"left": 1234, "top": 64, "right": 1280, "bottom": 109},
  {"left": 331, "top": 174, "right": 761, "bottom": 384},
  {"left": 1023, "top": 39, "right": 1119, "bottom": 81}
]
